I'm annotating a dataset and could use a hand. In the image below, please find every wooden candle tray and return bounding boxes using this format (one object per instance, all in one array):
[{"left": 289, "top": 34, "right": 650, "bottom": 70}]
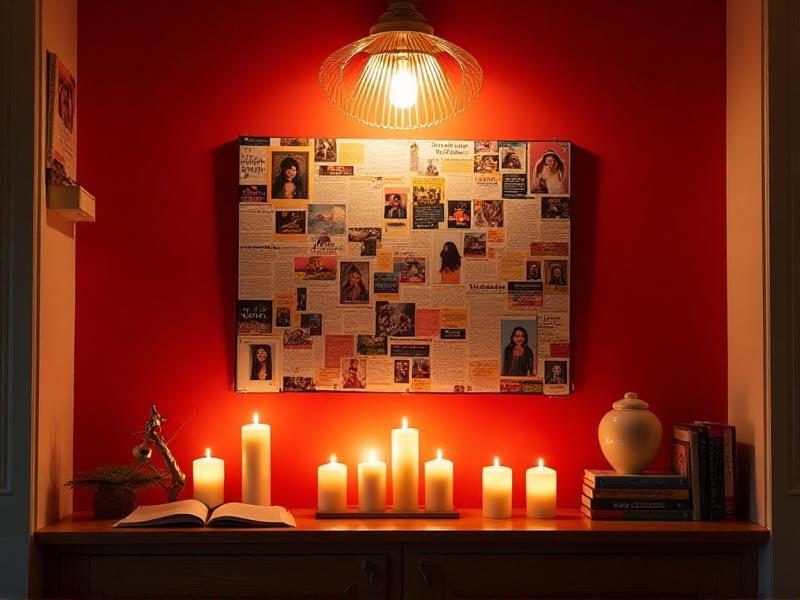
[{"left": 315, "top": 508, "right": 460, "bottom": 519}]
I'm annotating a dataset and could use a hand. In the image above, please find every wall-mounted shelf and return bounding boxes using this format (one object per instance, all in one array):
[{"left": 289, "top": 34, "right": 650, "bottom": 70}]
[{"left": 46, "top": 184, "right": 95, "bottom": 222}]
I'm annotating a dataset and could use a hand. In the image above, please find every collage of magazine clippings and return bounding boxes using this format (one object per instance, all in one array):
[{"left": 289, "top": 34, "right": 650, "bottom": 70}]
[{"left": 236, "top": 137, "right": 572, "bottom": 395}]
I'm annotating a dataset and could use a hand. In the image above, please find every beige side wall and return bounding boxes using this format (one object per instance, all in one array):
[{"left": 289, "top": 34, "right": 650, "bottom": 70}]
[
  {"left": 36, "top": 0, "right": 77, "bottom": 527},
  {"left": 726, "top": 0, "right": 767, "bottom": 526}
]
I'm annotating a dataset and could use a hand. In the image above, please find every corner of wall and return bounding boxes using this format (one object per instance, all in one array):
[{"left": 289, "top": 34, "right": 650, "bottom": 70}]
[
  {"left": 725, "top": 0, "right": 768, "bottom": 528},
  {"left": 36, "top": 0, "right": 78, "bottom": 528}
]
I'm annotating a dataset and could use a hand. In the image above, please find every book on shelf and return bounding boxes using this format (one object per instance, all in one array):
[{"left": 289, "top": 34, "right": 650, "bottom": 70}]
[
  {"left": 582, "top": 482, "right": 690, "bottom": 500},
  {"left": 581, "top": 494, "right": 692, "bottom": 511},
  {"left": 46, "top": 51, "right": 77, "bottom": 184},
  {"left": 672, "top": 423, "right": 708, "bottom": 520},
  {"left": 694, "top": 421, "right": 737, "bottom": 520},
  {"left": 583, "top": 469, "right": 689, "bottom": 489},
  {"left": 580, "top": 504, "right": 693, "bottom": 521},
  {"left": 113, "top": 499, "right": 296, "bottom": 528},
  {"left": 697, "top": 422, "right": 725, "bottom": 520}
]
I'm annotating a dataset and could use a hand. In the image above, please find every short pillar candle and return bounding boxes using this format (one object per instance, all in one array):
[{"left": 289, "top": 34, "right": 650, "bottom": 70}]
[
  {"left": 358, "top": 451, "right": 387, "bottom": 512},
  {"left": 526, "top": 458, "right": 557, "bottom": 518},
  {"left": 391, "top": 417, "right": 419, "bottom": 512},
  {"left": 193, "top": 448, "right": 225, "bottom": 508},
  {"left": 482, "top": 457, "right": 512, "bottom": 518},
  {"left": 317, "top": 454, "right": 347, "bottom": 513},
  {"left": 424, "top": 449, "right": 453, "bottom": 512},
  {"left": 241, "top": 412, "right": 271, "bottom": 505}
]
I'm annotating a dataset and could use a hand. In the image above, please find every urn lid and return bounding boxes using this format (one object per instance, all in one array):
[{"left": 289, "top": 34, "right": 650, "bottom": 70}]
[{"left": 612, "top": 392, "right": 649, "bottom": 410}]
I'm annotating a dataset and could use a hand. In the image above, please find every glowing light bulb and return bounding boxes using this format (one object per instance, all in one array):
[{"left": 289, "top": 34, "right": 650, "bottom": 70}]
[
  {"left": 437, "top": 448, "right": 443, "bottom": 460},
  {"left": 253, "top": 412, "right": 259, "bottom": 424},
  {"left": 388, "top": 59, "right": 418, "bottom": 109},
  {"left": 494, "top": 456, "right": 500, "bottom": 467},
  {"left": 205, "top": 448, "right": 211, "bottom": 459}
]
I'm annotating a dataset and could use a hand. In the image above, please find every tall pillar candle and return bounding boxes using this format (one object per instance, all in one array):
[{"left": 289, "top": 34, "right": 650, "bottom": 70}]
[
  {"left": 482, "top": 457, "right": 512, "bottom": 518},
  {"left": 526, "top": 458, "right": 557, "bottom": 518},
  {"left": 391, "top": 417, "right": 419, "bottom": 511},
  {"left": 241, "top": 412, "right": 271, "bottom": 505},
  {"left": 193, "top": 448, "right": 225, "bottom": 508},
  {"left": 358, "top": 452, "right": 387, "bottom": 512},
  {"left": 317, "top": 454, "right": 347, "bottom": 513},
  {"left": 424, "top": 449, "right": 453, "bottom": 512}
]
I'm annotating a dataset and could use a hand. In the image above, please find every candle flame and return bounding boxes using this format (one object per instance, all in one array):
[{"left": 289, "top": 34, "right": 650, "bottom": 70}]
[
  {"left": 538, "top": 457, "right": 544, "bottom": 470},
  {"left": 402, "top": 416, "right": 408, "bottom": 429},
  {"left": 330, "top": 454, "right": 337, "bottom": 463},
  {"left": 368, "top": 450, "right": 377, "bottom": 462},
  {"left": 253, "top": 412, "right": 259, "bottom": 424},
  {"left": 494, "top": 456, "right": 500, "bottom": 467},
  {"left": 437, "top": 448, "right": 442, "bottom": 460},
  {"left": 205, "top": 448, "right": 211, "bottom": 458}
]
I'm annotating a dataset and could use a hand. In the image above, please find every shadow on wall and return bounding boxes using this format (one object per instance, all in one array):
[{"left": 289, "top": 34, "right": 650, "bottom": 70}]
[
  {"left": 569, "top": 145, "right": 597, "bottom": 391},
  {"left": 213, "top": 140, "right": 239, "bottom": 387}
]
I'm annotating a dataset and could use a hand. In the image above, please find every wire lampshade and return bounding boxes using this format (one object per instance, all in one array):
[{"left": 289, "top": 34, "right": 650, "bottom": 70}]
[{"left": 319, "top": 2, "right": 482, "bottom": 130}]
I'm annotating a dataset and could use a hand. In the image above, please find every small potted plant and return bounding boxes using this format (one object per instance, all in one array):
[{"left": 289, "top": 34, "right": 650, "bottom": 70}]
[{"left": 65, "top": 465, "right": 166, "bottom": 519}]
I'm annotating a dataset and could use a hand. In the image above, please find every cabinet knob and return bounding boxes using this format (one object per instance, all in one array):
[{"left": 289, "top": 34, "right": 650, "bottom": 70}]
[
  {"left": 418, "top": 559, "right": 432, "bottom": 586},
  {"left": 361, "top": 559, "right": 378, "bottom": 588}
]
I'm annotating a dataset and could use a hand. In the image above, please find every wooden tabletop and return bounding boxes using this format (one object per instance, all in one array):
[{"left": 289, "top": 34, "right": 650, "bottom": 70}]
[{"left": 35, "top": 509, "right": 769, "bottom": 546}]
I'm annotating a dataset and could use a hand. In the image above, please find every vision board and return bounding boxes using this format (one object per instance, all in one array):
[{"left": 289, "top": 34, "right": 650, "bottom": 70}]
[{"left": 236, "top": 137, "right": 572, "bottom": 395}]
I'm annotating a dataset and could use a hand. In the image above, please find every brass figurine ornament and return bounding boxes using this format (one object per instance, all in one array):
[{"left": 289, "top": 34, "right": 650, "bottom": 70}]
[{"left": 132, "top": 405, "right": 186, "bottom": 501}]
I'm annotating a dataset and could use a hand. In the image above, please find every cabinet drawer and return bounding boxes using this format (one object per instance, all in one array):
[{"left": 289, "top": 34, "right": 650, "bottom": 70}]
[
  {"left": 407, "top": 551, "right": 745, "bottom": 599},
  {"left": 62, "top": 553, "right": 389, "bottom": 599}
]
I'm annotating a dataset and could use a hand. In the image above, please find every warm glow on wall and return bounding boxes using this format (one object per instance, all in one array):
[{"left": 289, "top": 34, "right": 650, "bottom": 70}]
[{"left": 319, "top": 1, "right": 482, "bottom": 129}]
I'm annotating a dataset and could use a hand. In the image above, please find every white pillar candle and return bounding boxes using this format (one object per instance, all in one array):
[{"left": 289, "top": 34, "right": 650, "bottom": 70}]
[
  {"left": 241, "top": 412, "right": 271, "bottom": 505},
  {"left": 193, "top": 448, "right": 225, "bottom": 508},
  {"left": 526, "top": 458, "right": 557, "bottom": 518},
  {"left": 482, "top": 456, "right": 512, "bottom": 519},
  {"left": 424, "top": 448, "right": 453, "bottom": 512},
  {"left": 358, "top": 451, "right": 387, "bottom": 512},
  {"left": 317, "top": 454, "right": 347, "bottom": 513},
  {"left": 391, "top": 417, "right": 419, "bottom": 512}
]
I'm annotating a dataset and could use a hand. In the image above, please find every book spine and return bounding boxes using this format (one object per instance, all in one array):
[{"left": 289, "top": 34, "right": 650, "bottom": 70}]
[
  {"left": 45, "top": 51, "right": 57, "bottom": 166},
  {"left": 582, "top": 482, "right": 690, "bottom": 500},
  {"left": 672, "top": 426, "right": 702, "bottom": 520},
  {"left": 704, "top": 424, "right": 725, "bottom": 520},
  {"left": 581, "top": 495, "right": 692, "bottom": 511},
  {"left": 584, "top": 474, "right": 689, "bottom": 489},
  {"left": 697, "top": 427, "right": 711, "bottom": 520},
  {"left": 580, "top": 505, "right": 693, "bottom": 521},
  {"left": 722, "top": 426, "right": 736, "bottom": 520},
  {"left": 694, "top": 422, "right": 738, "bottom": 520}
]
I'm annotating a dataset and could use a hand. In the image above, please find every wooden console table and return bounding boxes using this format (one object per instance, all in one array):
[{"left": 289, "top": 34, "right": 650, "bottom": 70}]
[{"left": 35, "top": 509, "right": 768, "bottom": 599}]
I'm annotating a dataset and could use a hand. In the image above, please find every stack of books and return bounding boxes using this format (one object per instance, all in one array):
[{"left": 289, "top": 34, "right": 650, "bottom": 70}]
[
  {"left": 672, "top": 422, "right": 736, "bottom": 520},
  {"left": 581, "top": 469, "right": 693, "bottom": 520}
]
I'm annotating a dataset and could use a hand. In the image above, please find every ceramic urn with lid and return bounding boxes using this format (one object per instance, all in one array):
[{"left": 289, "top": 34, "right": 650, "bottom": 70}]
[{"left": 598, "top": 392, "right": 663, "bottom": 474}]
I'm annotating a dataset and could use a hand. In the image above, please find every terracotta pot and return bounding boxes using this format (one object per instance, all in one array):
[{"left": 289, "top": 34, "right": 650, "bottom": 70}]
[
  {"left": 598, "top": 392, "right": 662, "bottom": 474},
  {"left": 93, "top": 486, "right": 138, "bottom": 519}
]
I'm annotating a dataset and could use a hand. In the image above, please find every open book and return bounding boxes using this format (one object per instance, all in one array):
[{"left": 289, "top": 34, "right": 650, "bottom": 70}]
[{"left": 113, "top": 499, "right": 296, "bottom": 528}]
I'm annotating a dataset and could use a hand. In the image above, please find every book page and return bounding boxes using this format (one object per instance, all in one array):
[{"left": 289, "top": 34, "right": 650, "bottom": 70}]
[
  {"left": 113, "top": 499, "right": 208, "bottom": 527},
  {"left": 208, "top": 503, "right": 296, "bottom": 527}
]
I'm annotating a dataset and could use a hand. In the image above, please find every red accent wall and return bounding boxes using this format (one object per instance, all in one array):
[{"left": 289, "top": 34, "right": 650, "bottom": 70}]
[{"left": 75, "top": 0, "right": 727, "bottom": 510}]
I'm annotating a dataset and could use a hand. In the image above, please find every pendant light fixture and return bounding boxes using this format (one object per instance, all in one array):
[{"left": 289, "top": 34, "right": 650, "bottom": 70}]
[{"left": 319, "top": 1, "right": 483, "bottom": 130}]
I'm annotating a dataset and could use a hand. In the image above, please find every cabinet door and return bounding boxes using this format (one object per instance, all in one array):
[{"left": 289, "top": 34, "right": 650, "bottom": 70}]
[
  {"left": 406, "top": 547, "right": 748, "bottom": 599},
  {"left": 74, "top": 553, "right": 391, "bottom": 599}
]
